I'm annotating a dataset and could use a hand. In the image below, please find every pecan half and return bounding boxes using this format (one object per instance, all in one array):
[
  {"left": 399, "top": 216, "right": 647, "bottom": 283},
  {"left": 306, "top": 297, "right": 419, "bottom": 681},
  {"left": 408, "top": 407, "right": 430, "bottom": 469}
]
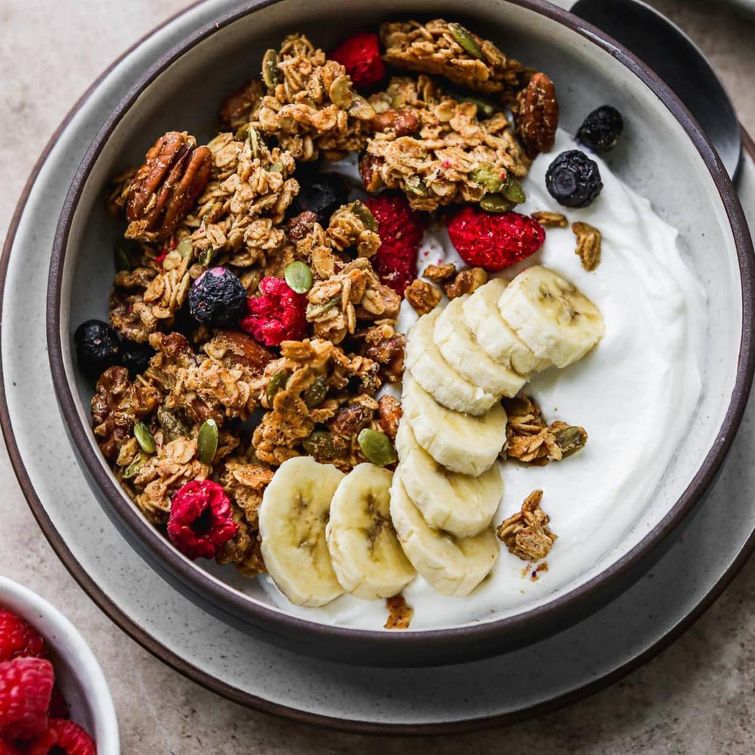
[
  {"left": 405, "top": 278, "right": 442, "bottom": 315},
  {"left": 572, "top": 221, "right": 602, "bottom": 271},
  {"left": 515, "top": 73, "right": 559, "bottom": 159},
  {"left": 372, "top": 108, "right": 420, "bottom": 137},
  {"left": 122, "top": 131, "right": 212, "bottom": 242}
]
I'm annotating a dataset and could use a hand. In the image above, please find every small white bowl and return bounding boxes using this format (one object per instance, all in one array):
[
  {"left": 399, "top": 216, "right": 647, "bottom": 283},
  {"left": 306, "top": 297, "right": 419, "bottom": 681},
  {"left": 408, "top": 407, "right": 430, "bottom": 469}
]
[{"left": 0, "top": 577, "right": 118, "bottom": 754}]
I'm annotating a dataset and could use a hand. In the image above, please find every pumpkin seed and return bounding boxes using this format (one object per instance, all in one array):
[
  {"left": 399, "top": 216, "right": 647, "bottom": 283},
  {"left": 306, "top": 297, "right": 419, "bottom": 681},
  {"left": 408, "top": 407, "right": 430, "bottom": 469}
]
[
  {"left": 266, "top": 369, "right": 290, "bottom": 403},
  {"left": 502, "top": 176, "right": 527, "bottom": 204},
  {"left": 122, "top": 452, "right": 146, "bottom": 479},
  {"left": 471, "top": 164, "right": 506, "bottom": 194},
  {"left": 157, "top": 406, "right": 188, "bottom": 442},
  {"left": 329, "top": 75, "right": 353, "bottom": 108},
  {"left": 554, "top": 425, "right": 588, "bottom": 458},
  {"left": 234, "top": 125, "right": 249, "bottom": 141},
  {"left": 114, "top": 244, "right": 131, "bottom": 272},
  {"left": 248, "top": 126, "right": 260, "bottom": 158},
  {"left": 350, "top": 200, "right": 378, "bottom": 231},
  {"left": 134, "top": 422, "right": 156, "bottom": 455},
  {"left": 176, "top": 237, "right": 193, "bottom": 260},
  {"left": 303, "top": 376, "right": 328, "bottom": 408},
  {"left": 448, "top": 22, "right": 483, "bottom": 60},
  {"left": 199, "top": 248, "right": 216, "bottom": 267},
  {"left": 357, "top": 428, "right": 397, "bottom": 467},
  {"left": 262, "top": 49, "right": 280, "bottom": 88},
  {"left": 284, "top": 261, "right": 314, "bottom": 294},
  {"left": 198, "top": 419, "right": 219, "bottom": 465},
  {"left": 306, "top": 296, "right": 340, "bottom": 320},
  {"left": 404, "top": 178, "right": 429, "bottom": 197},
  {"left": 302, "top": 430, "right": 338, "bottom": 460},
  {"left": 480, "top": 194, "right": 515, "bottom": 213},
  {"left": 269, "top": 160, "right": 284, "bottom": 172}
]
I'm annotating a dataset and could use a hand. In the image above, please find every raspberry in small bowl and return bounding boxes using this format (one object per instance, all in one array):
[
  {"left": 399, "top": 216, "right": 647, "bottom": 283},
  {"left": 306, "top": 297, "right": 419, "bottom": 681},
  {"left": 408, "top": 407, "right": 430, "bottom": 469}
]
[{"left": 0, "top": 577, "right": 118, "bottom": 754}]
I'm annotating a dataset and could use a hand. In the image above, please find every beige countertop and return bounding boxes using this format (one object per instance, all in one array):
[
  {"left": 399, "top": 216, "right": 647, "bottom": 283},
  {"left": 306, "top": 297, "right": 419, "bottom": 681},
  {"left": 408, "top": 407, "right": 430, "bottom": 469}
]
[{"left": 1, "top": 1, "right": 754, "bottom": 752}]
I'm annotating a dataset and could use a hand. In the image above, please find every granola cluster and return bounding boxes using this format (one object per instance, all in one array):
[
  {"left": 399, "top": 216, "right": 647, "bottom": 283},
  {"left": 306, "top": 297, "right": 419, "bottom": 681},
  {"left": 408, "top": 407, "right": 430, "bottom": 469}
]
[{"left": 497, "top": 490, "right": 557, "bottom": 561}]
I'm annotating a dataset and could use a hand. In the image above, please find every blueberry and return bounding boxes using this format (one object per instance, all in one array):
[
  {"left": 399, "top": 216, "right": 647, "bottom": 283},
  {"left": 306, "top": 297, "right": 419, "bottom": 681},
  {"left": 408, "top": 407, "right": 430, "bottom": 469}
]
[
  {"left": 74, "top": 319, "right": 122, "bottom": 379},
  {"left": 576, "top": 105, "right": 624, "bottom": 153},
  {"left": 289, "top": 171, "right": 347, "bottom": 226},
  {"left": 545, "top": 150, "right": 603, "bottom": 208},
  {"left": 120, "top": 339, "right": 155, "bottom": 377},
  {"left": 188, "top": 266, "right": 247, "bottom": 326}
]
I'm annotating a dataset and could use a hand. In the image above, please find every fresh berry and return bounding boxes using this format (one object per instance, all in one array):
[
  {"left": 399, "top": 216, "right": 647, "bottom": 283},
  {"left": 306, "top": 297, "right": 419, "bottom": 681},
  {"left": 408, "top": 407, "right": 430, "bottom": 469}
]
[
  {"left": 329, "top": 33, "right": 386, "bottom": 90},
  {"left": 73, "top": 320, "right": 122, "bottom": 379},
  {"left": 364, "top": 194, "right": 426, "bottom": 295},
  {"left": 47, "top": 687, "right": 69, "bottom": 720},
  {"left": 0, "top": 658, "right": 54, "bottom": 740},
  {"left": 447, "top": 208, "right": 545, "bottom": 271},
  {"left": 0, "top": 738, "right": 20, "bottom": 755},
  {"left": 119, "top": 339, "right": 154, "bottom": 377},
  {"left": 167, "top": 480, "right": 238, "bottom": 560},
  {"left": 545, "top": 150, "right": 603, "bottom": 208},
  {"left": 576, "top": 105, "right": 624, "bottom": 153},
  {"left": 0, "top": 610, "right": 46, "bottom": 663},
  {"left": 188, "top": 267, "right": 247, "bottom": 327},
  {"left": 26, "top": 719, "right": 95, "bottom": 755},
  {"left": 289, "top": 171, "right": 348, "bottom": 227},
  {"left": 241, "top": 276, "right": 307, "bottom": 347}
]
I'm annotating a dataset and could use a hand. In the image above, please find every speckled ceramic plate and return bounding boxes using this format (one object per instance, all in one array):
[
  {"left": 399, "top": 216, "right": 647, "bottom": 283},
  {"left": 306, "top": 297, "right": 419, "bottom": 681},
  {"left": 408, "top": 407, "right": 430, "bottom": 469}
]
[{"left": 3, "top": 0, "right": 755, "bottom": 732}]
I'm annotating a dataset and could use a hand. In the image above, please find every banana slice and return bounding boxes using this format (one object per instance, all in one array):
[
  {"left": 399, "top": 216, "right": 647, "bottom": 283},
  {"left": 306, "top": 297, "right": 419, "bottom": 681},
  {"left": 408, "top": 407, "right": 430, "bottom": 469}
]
[
  {"left": 462, "top": 278, "right": 551, "bottom": 376},
  {"left": 395, "top": 422, "right": 503, "bottom": 537},
  {"left": 259, "top": 456, "right": 345, "bottom": 607},
  {"left": 402, "top": 373, "right": 507, "bottom": 476},
  {"left": 389, "top": 472, "right": 499, "bottom": 597},
  {"left": 405, "top": 308, "right": 497, "bottom": 416},
  {"left": 434, "top": 297, "right": 527, "bottom": 398},
  {"left": 325, "top": 464, "right": 416, "bottom": 600},
  {"left": 497, "top": 266, "right": 605, "bottom": 368}
]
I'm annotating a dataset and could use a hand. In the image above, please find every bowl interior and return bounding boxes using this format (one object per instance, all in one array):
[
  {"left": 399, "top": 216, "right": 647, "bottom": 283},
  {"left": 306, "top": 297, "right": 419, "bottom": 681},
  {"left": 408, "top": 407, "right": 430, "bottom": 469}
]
[
  {"left": 55, "top": 0, "right": 747, "bottom": 632},
  {"left": 0, "top": 578, "right": 119, "bottom": 753}
]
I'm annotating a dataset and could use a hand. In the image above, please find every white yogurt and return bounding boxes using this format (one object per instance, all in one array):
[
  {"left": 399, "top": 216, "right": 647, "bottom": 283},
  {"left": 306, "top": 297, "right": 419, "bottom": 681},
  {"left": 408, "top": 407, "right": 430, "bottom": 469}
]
[{"left": 259, "top": 129, "right": 706, "bottom": 629}]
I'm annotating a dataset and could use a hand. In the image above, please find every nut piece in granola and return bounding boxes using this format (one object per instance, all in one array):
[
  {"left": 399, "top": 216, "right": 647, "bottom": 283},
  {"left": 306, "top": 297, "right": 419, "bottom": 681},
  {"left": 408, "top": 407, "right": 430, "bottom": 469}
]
[
  {"left": 515, "top": 72, "right": 559, "bottom": 159},
  {"left": 114, "top": 132, "right": 213, "bottom": 242},
  {"left": 531, "top": 210, "right": 568, "bottom": 228},
  {"left": 503, "top": 395, "right": 587, "bottom": 465},
  {"left": 384, "top": 594, "right": 413, "bottom": 630},
  {"left": 422, "top": 262, "right": 457, "bottom": 283},
  {"left": 497, "top": 490, "right": 557, "bottom": 561},
  {"left": 444, "top": 267, "right": 488, "bottom": 299},
  {"left": 405, "top": 278, "right": 442, "bottom": 315},
  {"left": 572, "top": 221, "right": 602, "bottom": 271},
  {"left": 381, "top": 19, "right": 529, "bottom": 97}
]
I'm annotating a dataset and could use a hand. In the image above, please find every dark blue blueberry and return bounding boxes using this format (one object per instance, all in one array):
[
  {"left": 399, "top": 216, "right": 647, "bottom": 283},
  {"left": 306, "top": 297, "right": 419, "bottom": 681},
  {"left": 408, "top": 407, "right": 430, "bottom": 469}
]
[
  {"left": 74, "top": 319, "right": 122, "bottom": 379},
  {"left": 120, "top": 339, "right": 155, "bottom": 377},
  {"left": 545, "top": 150, "right": 603, "bottom": 208},
  {"left": 577, "top": 106, "right": 624, "bottom": 153},
  {"left": 188, "top": 266, "right": 247, "bottom": 327},
  {"left": 289, "top": 171, "right": 348, "bottom": 226}
]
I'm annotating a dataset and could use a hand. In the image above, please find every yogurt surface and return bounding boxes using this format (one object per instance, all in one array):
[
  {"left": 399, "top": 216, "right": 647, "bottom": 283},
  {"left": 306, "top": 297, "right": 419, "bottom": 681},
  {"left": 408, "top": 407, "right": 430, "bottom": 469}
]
[{"left": 259, "top": 129, "right": 706, "bottom": 629}]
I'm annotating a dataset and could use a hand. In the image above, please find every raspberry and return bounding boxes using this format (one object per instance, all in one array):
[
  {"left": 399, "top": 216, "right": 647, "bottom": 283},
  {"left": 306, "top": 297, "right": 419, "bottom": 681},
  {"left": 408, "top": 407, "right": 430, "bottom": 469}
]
[
  {"left": 0, "top": 658, "right": 53, "bottom": 740},
  {"left": 329, "top": 33, "right": 385, "bottom": 90},
  {"left": 241, "top": 276, "right": 307, "bottom": 347},
  {"left": 0, "top": 738, "right": 20, "bottom": 755},
  {"left": 26, "top": 719, "right": 95, "bottom": 755},
  {"left": 364, "top": 194, "right": 426, "bottom": 295},
  {"left": 0, "top": 610, "right": 46, "bottom": 663},
  {"left": 167, "top": 480, "right": 238, "bottom": 560},
  {"left": 447, "top": 208, "right": 545, "bottom": 271}
]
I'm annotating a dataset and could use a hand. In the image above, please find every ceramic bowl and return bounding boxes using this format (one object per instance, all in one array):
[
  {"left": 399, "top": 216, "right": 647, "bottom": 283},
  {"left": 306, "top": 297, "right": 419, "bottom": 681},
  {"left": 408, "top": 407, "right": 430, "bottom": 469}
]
[
  {"left": 47, "top": 0, "right": 754, "bottom": 666},
  {"left": 0, "top": 577, "right": 119, "bottom": 752}
]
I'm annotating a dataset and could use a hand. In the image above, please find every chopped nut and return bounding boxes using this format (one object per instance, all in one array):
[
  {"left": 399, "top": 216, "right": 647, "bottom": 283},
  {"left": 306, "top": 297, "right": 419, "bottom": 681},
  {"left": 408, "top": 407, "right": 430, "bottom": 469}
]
[
  {"left": 384, "top": 594, "right": 413, "bottom": 629},
  {"left": 503, "top": 395, "right": 587, "bottom": 465},
  {"left": 360, "top": 324, "right": 405, "bottom": 383},
  {"left": 515, "top": 72, "right": 559, "bottom": 159},
  {"left": 444, "top": 267, "right": 488, "bottom": 299},
  {"left": 423, "top": 263, "right": 457, "bottom": 283},
  {"left": 372, "top": 108, "right": 420, "bottom": 136},
  {"left": 572, "top": 221, "right": 601, "bottom": 271},
  {"left": 377, "top": 395, "right": 402, "bottom": 440},
  {"left": 531, "top": 210, "right": 568, "bottom": 228},
  {"left": 405, "top": 278, "right": 442, "bottom": 315},
  {"left": 497, "top": 490, "right": 557, "bottom": 561},
  {"left": 287, "top": 210, "right": 318, "bottom": 241}
]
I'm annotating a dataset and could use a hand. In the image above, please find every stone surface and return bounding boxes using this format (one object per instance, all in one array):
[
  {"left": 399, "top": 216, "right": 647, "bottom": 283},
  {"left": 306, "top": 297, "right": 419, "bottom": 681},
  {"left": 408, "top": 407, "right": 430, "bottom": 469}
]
[{"left": 0, "top": 1, "right": 754, "bottom": 753}]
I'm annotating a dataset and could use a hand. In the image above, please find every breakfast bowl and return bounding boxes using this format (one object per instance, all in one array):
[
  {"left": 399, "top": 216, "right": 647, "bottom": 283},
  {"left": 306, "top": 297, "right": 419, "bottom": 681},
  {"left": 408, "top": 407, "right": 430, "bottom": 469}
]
[
  {"left": 0, "top": 577, "right": 118, "bottom": 753},
  {"left": 47, "top": 0, "right": 754, "bottom": 667}
]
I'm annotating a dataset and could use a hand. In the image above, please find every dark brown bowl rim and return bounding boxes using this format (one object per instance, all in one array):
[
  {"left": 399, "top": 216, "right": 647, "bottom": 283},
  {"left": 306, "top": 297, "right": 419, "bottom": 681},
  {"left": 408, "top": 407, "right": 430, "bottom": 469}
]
[{"left": 18, "top": 0, "right": 752, "bottom": 732}]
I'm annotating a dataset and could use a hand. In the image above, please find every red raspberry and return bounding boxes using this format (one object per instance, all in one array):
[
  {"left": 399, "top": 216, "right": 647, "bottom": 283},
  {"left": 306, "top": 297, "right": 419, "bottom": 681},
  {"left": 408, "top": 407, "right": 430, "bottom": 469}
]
[
  {"left": 364, "top": 194, "right": 426, "bottom": 296},
  {"left": 0, "top": 738, "right": 20, "bottom": 755},
  {"left": 167, "top": 480, "right": 238, "bottom": 560},
  {"left": 329, "top": 33, "right": 386, "bottom": 90},
  {"left": 447, "top": 207, "right": 545, "bottom": 271},
  {"left": 241, "top": 276, "right": 307, "bottom": 348},
  {"left": 0, "top": 610, "right": 46, "bottom": 663},
  {"left": 25, "top": 719, "right": 95, "bottom": 755},
  {"left": 0, "top": 658, "right": 53, "bottom": 740}
]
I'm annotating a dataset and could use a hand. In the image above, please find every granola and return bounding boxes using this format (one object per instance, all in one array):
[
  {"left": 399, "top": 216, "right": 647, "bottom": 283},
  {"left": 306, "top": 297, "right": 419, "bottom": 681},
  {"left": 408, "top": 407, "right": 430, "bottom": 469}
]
[
  {"left": 384, "top": 594, "right": 414, "bottom": 630},
  {"left": 497, "top": 490, "right": 557, "bottom": 561},
  {"left": 572, "top": 221, "right": 602, "bottom": 271}
]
